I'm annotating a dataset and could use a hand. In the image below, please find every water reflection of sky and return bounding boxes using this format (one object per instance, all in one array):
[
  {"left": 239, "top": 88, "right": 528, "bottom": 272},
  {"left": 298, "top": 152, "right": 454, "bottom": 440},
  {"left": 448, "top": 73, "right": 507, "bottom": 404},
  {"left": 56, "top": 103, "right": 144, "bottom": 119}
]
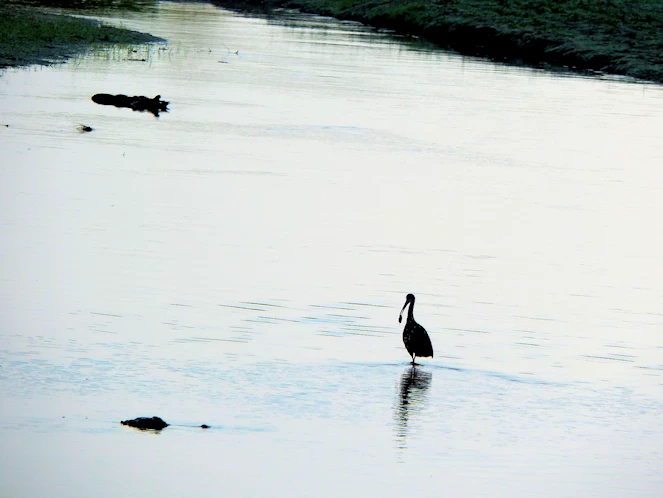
[{"left": 1, "top": 1, "right": 662, "bottom": 497}]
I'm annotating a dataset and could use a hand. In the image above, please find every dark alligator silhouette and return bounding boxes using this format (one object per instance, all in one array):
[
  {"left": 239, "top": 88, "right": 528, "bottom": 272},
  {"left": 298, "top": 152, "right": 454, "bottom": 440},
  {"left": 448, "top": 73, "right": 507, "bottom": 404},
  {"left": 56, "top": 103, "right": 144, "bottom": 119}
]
[
  {"left": 91, "top": 93, "right": 169, "bottom": 117},
  {"left": 121, "top": 416, "right": 209, "bottom": 431}
]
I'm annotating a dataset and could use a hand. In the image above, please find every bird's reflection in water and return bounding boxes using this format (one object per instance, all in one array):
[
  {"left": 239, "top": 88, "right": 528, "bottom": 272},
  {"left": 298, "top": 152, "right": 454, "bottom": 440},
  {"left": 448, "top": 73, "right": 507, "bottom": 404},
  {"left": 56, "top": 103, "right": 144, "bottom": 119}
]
[{"left": 394, "top": 365, "right": 432, "bottom": 450}]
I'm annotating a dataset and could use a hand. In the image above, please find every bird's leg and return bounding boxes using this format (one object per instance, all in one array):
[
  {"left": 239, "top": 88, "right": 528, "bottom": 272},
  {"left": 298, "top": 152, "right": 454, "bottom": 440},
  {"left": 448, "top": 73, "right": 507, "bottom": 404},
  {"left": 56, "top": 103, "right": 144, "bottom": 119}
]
[{"left": 411, "top": 354, "right": 416, "bottom": 365}]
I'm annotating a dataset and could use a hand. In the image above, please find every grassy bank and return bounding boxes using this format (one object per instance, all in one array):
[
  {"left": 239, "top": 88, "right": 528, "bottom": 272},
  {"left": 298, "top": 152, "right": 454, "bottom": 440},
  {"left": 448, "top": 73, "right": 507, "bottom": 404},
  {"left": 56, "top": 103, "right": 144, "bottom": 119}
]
[
  {"left": 212, "top": 0, "right": 663, "bottom": 83},
  {"left": 0, "top": 1, "right": 161, "bottom": 70}
]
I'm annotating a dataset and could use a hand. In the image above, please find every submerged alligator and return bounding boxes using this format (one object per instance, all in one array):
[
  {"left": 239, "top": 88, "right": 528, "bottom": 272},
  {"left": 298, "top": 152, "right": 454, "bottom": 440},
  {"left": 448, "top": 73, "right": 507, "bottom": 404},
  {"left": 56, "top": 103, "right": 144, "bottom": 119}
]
[
  {"left": 91, "top": 93, "right": 169, "bottom": 117},
  {"left": 121, "top": 416, "right": 210, "bottom": 431}
]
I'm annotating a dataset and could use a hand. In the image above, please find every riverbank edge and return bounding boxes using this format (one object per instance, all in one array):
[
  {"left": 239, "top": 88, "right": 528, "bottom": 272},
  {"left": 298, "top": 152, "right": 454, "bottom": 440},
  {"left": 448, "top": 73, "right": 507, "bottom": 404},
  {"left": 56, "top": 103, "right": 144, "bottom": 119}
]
[
  {"left": 211, "top": 0, "right": 663, "bottom": 84},
  {"left": 0, "top": 6, "right": 163, "bottom": 70}
]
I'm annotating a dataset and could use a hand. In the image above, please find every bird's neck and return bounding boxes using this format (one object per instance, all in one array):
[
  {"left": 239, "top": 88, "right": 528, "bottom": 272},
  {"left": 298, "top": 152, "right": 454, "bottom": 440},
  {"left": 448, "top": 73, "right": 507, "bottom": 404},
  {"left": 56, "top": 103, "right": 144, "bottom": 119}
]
[{"left": 407, "top": 302, "right": 415, "bottom": 321}]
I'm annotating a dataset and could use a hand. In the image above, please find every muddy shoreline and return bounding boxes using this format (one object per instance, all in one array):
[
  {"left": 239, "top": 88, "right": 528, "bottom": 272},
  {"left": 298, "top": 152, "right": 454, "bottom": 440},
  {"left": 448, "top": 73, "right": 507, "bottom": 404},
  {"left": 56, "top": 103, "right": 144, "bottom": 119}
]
[
  {"left": 3, "top": 1, "right": 661, "bottom": 83},
  {"left": 210, "top": 0, "right": 663, "bottom": 84},
  {"left": 0, "top": 4, "right": 162, "bottom": 70}
]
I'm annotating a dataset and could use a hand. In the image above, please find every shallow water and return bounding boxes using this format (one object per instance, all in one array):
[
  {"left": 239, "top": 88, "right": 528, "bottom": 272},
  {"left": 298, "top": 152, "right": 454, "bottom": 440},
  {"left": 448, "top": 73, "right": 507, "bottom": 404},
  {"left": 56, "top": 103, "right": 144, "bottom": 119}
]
[{"left": 1, "top": 2, "right": 662, "bottom": 496}]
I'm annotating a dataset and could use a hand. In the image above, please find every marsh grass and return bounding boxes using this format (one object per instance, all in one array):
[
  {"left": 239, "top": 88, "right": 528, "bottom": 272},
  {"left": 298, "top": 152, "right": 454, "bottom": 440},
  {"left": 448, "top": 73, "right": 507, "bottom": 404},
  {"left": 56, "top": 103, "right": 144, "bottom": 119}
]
[
  {"left": 0, "top": 1, "right": 161, "bottom": 69},
  {"left": 214, "top": 0, "right": 663, "bottom": 82},
  {"left": 5, "top": 0, "right": 154, "bottom": 11}
]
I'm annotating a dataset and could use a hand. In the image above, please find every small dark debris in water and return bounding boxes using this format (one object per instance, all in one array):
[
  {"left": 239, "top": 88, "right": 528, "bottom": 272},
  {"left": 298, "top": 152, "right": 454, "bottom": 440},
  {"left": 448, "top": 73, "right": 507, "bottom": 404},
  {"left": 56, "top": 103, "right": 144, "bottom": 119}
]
[
  {"left": 121, "top": 416, "right": 169, "bottom": 431},
  {"left": 127, "top": 58, "right": 147, "bottom": 62},
  {"left": 91, "top": 93, "right": 169, "bottom": 117},
  {"left": 78, "top": 124, "right": 93, "bottom": 132},
  {"left": 200, "top": 424, "right": 210, "bottom": 429}
]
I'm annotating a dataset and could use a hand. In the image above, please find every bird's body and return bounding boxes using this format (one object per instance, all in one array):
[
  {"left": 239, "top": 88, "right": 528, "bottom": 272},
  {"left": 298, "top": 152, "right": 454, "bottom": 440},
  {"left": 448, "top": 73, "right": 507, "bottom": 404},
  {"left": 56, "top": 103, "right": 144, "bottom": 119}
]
[{"left": 399, "top": 294, "right": 434, "bottom": 364}]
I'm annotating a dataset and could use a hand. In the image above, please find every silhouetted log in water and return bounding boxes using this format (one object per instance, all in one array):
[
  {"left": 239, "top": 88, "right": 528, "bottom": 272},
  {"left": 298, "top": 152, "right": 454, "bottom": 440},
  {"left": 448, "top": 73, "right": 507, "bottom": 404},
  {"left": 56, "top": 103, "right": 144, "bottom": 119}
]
[
  {"left": 91, "top": 93, "right": 169, "bottom": 117},
  {"left": 121, "top": 416, "right": 169, "bottom": 430},
  {"left": 121, "top": 416, "right": 211, "bottom": 430}
]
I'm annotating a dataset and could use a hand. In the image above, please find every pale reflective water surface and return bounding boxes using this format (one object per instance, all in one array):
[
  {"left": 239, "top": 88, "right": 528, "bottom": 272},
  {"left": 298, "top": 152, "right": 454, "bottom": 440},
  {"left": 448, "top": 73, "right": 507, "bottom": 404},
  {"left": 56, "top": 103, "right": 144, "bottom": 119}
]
[{"left": 1, "top": 2, "right": 663, "bottom": 496}]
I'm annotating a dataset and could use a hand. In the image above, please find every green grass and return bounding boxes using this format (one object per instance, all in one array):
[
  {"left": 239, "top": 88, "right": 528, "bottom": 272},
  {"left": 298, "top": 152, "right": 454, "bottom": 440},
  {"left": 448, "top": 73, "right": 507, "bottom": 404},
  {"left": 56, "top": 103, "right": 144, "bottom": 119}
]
[
  {"left": 213, "top": 0, "right": 663, "bottom": 82},
  {"left": 0, "top": 3, "right": 161, "bottom": 69},
  {"left": 6, "top": 0, "right": 155, "bottom": 11}
]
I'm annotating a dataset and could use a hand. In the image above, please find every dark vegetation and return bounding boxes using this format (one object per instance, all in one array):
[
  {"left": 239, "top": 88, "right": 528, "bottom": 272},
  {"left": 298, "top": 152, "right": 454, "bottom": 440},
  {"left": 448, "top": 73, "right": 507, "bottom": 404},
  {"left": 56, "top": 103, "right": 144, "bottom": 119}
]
[
  {"left": 0, "top": 0, "right": 161, "bottom": 69},
  {"left": 5, "top": 0, "right": 157, "bottom": 11},
  {"left": 212, "top": 0, "right": 663, "bottom": 83}
]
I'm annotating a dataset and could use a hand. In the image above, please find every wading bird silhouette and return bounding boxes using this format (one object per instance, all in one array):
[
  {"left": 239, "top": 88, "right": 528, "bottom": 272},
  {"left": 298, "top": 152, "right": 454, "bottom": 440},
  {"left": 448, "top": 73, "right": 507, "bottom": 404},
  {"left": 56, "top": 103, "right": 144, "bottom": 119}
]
[{"left": 398, "top": 293, "right": 434, "bottom": 364}]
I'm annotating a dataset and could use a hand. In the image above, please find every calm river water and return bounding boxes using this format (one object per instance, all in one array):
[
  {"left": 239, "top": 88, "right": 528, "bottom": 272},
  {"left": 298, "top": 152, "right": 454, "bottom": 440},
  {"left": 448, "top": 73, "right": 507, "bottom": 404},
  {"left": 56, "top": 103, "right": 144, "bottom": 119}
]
[{"left": 1, "top": 1, "right": 662, "bottom": 496}]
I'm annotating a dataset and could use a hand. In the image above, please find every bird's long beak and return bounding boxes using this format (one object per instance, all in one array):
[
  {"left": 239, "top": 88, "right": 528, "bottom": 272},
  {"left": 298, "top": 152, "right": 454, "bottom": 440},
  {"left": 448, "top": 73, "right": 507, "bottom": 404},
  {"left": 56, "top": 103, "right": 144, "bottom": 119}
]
[{"left": 398, "top": 300, "right": 408, "bottom": 323}]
